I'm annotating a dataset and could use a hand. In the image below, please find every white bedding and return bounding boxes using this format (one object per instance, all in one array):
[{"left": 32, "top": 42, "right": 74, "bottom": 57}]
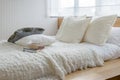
[{"left": 0, "top": 41, "right": 120, "bottom": 80}]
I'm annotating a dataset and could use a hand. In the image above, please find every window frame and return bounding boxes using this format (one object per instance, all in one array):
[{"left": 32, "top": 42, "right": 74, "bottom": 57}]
[{"left": 74, "top": 0, "right": 79, "bottom": 16}]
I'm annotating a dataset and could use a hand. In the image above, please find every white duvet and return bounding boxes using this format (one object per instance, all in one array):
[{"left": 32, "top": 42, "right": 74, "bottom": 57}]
[{"left": 0, "top": 41, "right": 120, "bottom": 80}]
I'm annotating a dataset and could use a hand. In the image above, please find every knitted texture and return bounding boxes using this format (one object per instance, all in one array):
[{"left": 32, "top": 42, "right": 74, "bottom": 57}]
[{"left": 0, "top": 41, "right": 119, "bottom": 80}]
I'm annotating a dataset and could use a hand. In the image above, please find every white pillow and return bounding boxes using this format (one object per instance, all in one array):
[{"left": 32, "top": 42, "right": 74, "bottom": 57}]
[
  {"left": 56, "top": 16, "right": 86, "bottom": 38},
  {"left": 15, "top": 34, "right": 56, "bottom": 46},
  {"left": 84, "top": 15, "right": 117, "bottom": 45},
  {"left": 56, "top": 17, "right": 91, "bottom": 43},
  {"left": 107, "top": 27, "right": 120, "bottom": 47}
]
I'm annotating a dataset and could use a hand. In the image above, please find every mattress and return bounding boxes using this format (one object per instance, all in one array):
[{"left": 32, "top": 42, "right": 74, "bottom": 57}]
[{"left": 0, "top": 41, "right": 120, "bottom": 80}]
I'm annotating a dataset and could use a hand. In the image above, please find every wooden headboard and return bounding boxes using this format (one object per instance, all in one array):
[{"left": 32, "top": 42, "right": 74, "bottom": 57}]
[{"left": 58, "top": 17, "right": 120, "bottom": 28}]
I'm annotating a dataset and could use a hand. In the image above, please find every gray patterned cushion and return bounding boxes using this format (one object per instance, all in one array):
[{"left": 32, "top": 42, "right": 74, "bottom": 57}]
[{"left": 8, "top": 27, "right": 44, "bottom": 43}]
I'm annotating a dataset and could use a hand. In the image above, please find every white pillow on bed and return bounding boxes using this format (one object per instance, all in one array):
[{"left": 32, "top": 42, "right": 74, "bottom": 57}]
[
  {"left": 15, "top": 34, "right": 56, "bottom": 46},
  {"left": 56, "top": 16, "right": 86, "bottom": 37},
  {"left": 84, "top": 15, "right": 117, "bottom": 45},
  {"left": 107, "top": 27, "right": 120, "bottom": 47},
  {"left": 56, "top": 16, "right": 91, "bottom": 43}
]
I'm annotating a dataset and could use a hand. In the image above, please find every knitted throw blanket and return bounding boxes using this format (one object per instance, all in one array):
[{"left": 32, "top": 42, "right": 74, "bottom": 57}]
[{"left": 0, "top": 41, "right": 105, "bottom": 80}]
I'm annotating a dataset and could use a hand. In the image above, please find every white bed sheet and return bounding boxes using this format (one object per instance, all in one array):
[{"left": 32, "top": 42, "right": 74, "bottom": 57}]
[{"left": 0, "top": 40, "right": 120, "bottom": 80}]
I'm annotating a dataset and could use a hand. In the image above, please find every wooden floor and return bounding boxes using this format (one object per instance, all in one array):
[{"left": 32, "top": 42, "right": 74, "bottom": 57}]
[
  {"left": 107, "top": 75, "right": 120, "bottom": 80},
  {"left": 65, "top": 58, "right": 120, "bottom": 80}
]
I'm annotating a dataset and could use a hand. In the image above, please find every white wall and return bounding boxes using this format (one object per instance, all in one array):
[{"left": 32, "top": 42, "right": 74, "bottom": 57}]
[{"left": 0, "top": 0, "right": 58, "bottom": 40}]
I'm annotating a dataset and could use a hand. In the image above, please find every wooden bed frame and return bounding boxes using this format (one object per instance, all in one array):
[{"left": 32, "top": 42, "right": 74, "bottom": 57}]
[
  {"left": 57, "top": 17, "right": 120, "bottom": 80},
  {"left": 58, "top": 17, "right": 120, "bottom": 28}
]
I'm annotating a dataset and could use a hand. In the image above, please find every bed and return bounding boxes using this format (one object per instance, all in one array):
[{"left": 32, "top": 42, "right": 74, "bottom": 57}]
[
  {"left": 0, "top": 17, "right": 120, "bottom": 80},
  {"left": 0, "top": 40, "right": 120, "bottom": 80}
]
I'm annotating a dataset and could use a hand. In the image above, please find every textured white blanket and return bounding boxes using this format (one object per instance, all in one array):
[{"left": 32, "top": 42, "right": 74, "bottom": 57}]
[{"left": 0, "top": 41, "right": 120, "bottom": 80}]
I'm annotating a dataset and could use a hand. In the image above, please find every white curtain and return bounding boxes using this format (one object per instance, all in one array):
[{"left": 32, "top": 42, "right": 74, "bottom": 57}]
[{"left": 47, "top": 0, "right": 120, "bottom": 16}]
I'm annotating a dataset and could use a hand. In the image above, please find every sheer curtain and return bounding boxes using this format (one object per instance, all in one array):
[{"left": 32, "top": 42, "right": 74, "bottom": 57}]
[{"left": 47, "top": 0, "right": 120, "bottom": 16}]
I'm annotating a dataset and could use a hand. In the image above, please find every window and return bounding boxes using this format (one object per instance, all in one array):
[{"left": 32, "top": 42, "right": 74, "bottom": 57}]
[{"left": 47, "top": 0, "right": 120, "bottom": 17}]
